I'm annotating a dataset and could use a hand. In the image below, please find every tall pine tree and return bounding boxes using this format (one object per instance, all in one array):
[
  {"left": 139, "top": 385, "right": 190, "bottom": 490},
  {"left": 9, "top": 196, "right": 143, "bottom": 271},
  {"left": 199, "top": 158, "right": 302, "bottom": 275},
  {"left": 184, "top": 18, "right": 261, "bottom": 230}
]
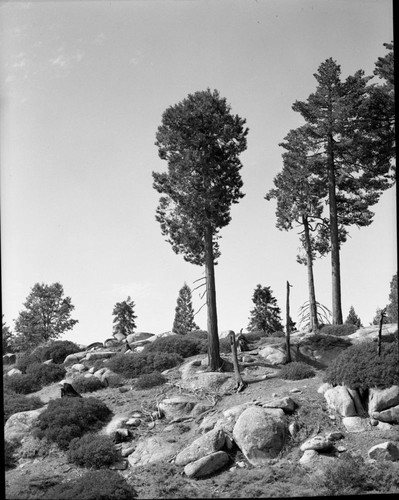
[
  {"left": 172, "top": 283, "right": 199, "bottom": 334},
  {"left": 153, "top": 89, "right": 248, "bottom": 370},
  {"left": 345, "top": 306, "right": 362, "bottom": 328},
  {"left": 291, "top": 57, "right": 394, "bottom": 324}
]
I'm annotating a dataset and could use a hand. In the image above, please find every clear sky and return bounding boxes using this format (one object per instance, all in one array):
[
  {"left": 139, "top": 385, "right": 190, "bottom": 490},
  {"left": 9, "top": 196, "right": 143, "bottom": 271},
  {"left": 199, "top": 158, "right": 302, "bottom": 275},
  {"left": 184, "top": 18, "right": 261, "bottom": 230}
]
[{"left": 1, "top": 0, "right": 396, "bottom": 346}]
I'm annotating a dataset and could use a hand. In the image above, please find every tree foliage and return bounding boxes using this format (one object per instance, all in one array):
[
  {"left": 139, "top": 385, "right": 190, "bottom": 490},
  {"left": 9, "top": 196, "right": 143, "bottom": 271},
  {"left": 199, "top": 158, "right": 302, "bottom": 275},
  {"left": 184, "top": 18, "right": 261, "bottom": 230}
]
[
  {"left": 345, "top": 305, "right": 362, "bottom": 328},
  {"left": 2, "top": 315, "right": 13, "bottom": 353},
  {"left": 13, "top": 283, "right": 78, "bottom": 350},
  {"left": 153, "top": 88, "right": 248, "bottom": 370},
  {"left": 172, "top": 282, "right": 199, "bottom": 334},
  {"left": 289, "top": 50, "right": 394, "bottom": 324},
  {"left": 248, "top": 284, "right": 283, "bottom": 334},
  {"left": 386, "top": 272, "right": 398, "bottom": 323},
  {"left": 112, "top": 296, "right": 137, "bottom": 338}
]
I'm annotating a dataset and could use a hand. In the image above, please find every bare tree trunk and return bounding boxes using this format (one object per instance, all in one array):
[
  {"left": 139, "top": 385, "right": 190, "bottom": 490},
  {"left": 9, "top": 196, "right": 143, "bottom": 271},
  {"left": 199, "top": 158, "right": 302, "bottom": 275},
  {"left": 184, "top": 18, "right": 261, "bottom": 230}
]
[
  {"left": 286, "top": 281, "right": 292, "bottom": 363},
  {"left": 377, "top": 308, "right": 386, "bottom": 357},
  {"left": 229, "top": 331, "right": 248, "bottom": 392},
  {"left": 327, "top": 133, "right": 343, "bottom": 324},
  {"left": 204, "top": 223, "right": 222, "bottom": 371},
  {"left": 303, "top": 215, "right": 319, "bottom": 331}
]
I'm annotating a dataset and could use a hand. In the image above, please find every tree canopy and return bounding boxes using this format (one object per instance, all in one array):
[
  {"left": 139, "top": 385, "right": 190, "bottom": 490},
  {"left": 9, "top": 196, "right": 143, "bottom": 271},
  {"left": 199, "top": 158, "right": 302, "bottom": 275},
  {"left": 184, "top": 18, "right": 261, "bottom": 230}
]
[
  {"left": 172, "top": 282, "right": 199, "bottom": 334},
  {"left": 13, "top": 283, "right": 78, "bottom": 350},
  {"left": 248, "top": 284, "right": 283, "bottom": 334},
  {"left": 112, "top": 296, "right": 137, "bottom": 338}
]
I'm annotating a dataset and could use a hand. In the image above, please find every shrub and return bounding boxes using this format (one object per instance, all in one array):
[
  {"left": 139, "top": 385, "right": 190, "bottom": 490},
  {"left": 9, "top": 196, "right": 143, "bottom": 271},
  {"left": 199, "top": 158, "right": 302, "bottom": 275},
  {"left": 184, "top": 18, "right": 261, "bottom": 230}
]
[
  {"left": 43, "top": 470, "right": 137, "bottom": 499},
  {"left": 324, "top": 340, "right": 399, "bottom": 391},
  {"left": 279, "top": 362, "right": 315, "bottom": 380},
  {"left": 4, "top": 440, "right": 18, "bottom": 470},
  {"left": 67, "top": 433, "right": 119, "bottom": 468},
  {"left": 143, "top": 334, "right": 205, "bottom": 358},
  {"left": 4, "top": 392, "right": 44, "bottom": 423},
  {"left": 16, "top": 350, "right": 42, "bottom": 373},
  {"left": 301, "top": 334, "right": 351, "bottom": 351},
  {"left": 72, "top": 376, "right": 105, "bottom": 393},
  {"left": 106, "top": 351, "right": 183, "bottom": 378},
  {"left": 135, "top": 371, "right": 166, "bottom": 389},
  {"left": 33, "top": 396, "right": 112, "bottom": 450},
  {"left": 3, "top": 373, "right": 42, "bottom": 394},
  {"left": 26, "top": 362, "right": 66, "bottom": 386},
  {"left": 38, "top": 340, "right": 81, "bottom": 364},
  {"left": 318, "top": 324, "right": 357, "bottom": 336}
]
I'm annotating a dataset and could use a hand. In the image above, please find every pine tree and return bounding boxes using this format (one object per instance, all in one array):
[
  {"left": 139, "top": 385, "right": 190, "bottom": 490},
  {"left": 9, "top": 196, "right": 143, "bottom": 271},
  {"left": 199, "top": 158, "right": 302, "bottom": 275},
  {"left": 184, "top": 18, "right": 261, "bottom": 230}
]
[
  {"left": 112, "top": 296, "right": 137, "bottom": 338},
  {"left": 153, "top": 89, "right": 248, "bottom": 370},
  {"left": 172, "top": 283, "right": 199, "bottom": 334},
  {"left": 385, "top": 273, "right": 398, "bottom": 323},
  {"left": 345, "top": 306, "right": 362, "bottom": 328},
  {"left": 248, "top": 285, "right": 283, "bottom": 334},
  {"left": 291, "top": 57, "right": 394, "bottom": 324},
  {"left": 14, "top": 283, "right": 78, "bottom": 350}
]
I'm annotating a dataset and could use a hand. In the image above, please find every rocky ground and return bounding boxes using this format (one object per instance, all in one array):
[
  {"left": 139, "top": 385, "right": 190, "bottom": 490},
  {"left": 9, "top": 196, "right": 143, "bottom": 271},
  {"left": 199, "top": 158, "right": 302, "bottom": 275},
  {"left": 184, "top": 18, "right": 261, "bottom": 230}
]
[{"left": 4, "top": 327, "right": 399, "bottom": 499}]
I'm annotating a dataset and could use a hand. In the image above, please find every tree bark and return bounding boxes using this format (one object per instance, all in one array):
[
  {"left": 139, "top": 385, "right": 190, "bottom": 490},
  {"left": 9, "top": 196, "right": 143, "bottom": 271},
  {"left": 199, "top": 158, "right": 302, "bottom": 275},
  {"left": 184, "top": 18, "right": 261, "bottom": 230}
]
[
  {"left": 286, "top": 281, "right": 292, "bottom": 363},
  {"left": 303, "top": 215, "right": 319, "bottom": 331},
  {"left": 327, "top": 133, "right": 343, "bottom": 324},
  {"left": 204, "top": 223, "right": 222, "bottom": 371},
  {"left": 229, "top": 331, "right": 248, "bottom": 392},
  {"left": 377, "top": 309, "right": 386, "bottom": 357}
]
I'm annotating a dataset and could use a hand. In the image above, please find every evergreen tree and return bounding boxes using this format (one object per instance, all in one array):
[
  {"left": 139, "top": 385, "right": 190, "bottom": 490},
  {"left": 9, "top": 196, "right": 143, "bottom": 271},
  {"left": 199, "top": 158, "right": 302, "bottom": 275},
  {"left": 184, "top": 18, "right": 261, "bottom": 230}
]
[
  {"left": 153, "top": 88, "right": 248, "bottom": 370},
  {"left": 385, "top": 272, "right": 398, "bottom": 323},
  {"left": 248, "top": 284, "right": 283, "bottom": 334},
  {"left": 291, "top": 57, "right": 394, "bottom": 324},
  {"left": 172, "top": 283, "right": 199, "bottom": 334},
  {"left": 112, "top": 296, "right": 137, "bottom": 338},
  {"left": 345, "top": 305, "right": 362, "bottom": 328},
  {"left": 2, "top": 315, "right": 13, "bottom": 353},
  {"left": 14, "top": 283, "right": 78, "bottom": 350}
]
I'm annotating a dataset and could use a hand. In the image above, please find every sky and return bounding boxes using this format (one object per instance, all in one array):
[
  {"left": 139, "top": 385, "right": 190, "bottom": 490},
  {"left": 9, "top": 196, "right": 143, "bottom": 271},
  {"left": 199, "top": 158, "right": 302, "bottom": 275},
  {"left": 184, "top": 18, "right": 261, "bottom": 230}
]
[{"left": 1, "top": 0, "right": 396, "bottom": 347}]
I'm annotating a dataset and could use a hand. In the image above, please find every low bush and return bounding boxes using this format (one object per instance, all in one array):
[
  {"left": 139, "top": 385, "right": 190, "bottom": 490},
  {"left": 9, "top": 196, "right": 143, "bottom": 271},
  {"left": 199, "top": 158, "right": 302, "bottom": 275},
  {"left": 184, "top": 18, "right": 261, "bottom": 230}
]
[
  {"left": 279, "top": 362, "right": 315, "bottom": 380},
  {"left": 72, "top": 376, "right": 105, "bottom": 393},
  {"left": 310, "top": 452, "right": 399, "bottom": 495},
  {"left": 106, "top": 351, "right": 183, "bottom": 378},
  {"left": 318, "top": 324, "right": 357, "bottom": 336},
  {"left": 135, "top": 371, "right": 166, "bottom": 389},
  {"left": 324, "top": 340, "right": 399, "bottom": 391},
  {"left": 26, "top": 362, "right": 66, "bottom": 386},
  {"left": 38, "top": 340, "right": 81, "bottom": 364},
  {"left": 16, "top": 351, "right": 42, "bottom": 373},
  {"left": 301, "top": 334, "right": 351, "bottom": 351},
  {"left": 4, "top": 440, "right": 18, "bottom": 470},
  {"left": 67, "top": 433, "right": 119, "bottom": 468},
  {"left": 43, "top": 470, "right": 137, "bottom": 499},
  {"left": 3, "top": 373, "right": 42, "bottom": 394},
  {"left": 33, "top": 396, "right": 112, "bottom": 450},
  {"left": 143, "top": 334, "right": 206, "bottom": 358},
  {"left": 4, "top": 391, "right": 44, "bottom": 423}
]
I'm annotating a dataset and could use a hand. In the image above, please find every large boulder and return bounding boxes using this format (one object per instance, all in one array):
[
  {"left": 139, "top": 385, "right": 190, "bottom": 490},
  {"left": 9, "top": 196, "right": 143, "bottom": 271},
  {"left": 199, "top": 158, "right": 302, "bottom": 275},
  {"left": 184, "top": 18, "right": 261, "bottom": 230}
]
[
  {"left": 371, "top": 405, "right": 399, "bottom": 424},
  {"left": 341, "top": 416, "right": 370, "bottom": 433},
  {"left": 324, "top": 386, "right": 358, "bottom": 417},
  {"left": 368, "top": 441, "right": 399, "bottom": 462},
  {"left": 261, "top": 397, "right": 296, "bottom": 414},
  {"left": 159, "top": 397, "right": 197, "bottom": 420},
  {"left": 3, "top": 353, "right": 17, "bottom": 365},
  {"left": 184, "top": 451, "right": 229, "bottom": 478},
  {"left": 258, "top": 345, "right": 286, "bottom": 365},
  {"left": 300, "top": 435, "right": 333, "bottom": 452},
  {"left": 63, "top": 352, "right": 87, "bottom": 366},
  {"left": 178, "top": 372, "right": 233, "bottom": 392},
  {"left": 126, "top": 332, "right": 154, "bottom": 344},
  {"left": 86, "top": 351, "right": 115, "bottom": 361},
  {"left": 4, "top": 407, "right": 47, "bottom": 444},
  {"left": 233, "top": 406, "right": 287, "bottom": 465},
  {"left": 128, "top": 435, "right": 181, "bottom": 467},
  {"left": 175, "top": 428, "right": 226, "bottom": 466},
  {"left": 368, "top": 386, "right": 399, "bottom": 414},
  {"left": 6, "top": 368, "right": 22, "bottom": 377}
]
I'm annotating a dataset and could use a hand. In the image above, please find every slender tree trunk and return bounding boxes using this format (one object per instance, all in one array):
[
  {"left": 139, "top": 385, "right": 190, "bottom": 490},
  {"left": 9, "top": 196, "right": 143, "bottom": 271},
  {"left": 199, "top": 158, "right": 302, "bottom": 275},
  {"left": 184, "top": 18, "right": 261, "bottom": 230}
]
[
  {"left": 204, "top": 223, "right": 222, "bottom": 371},
  {"left": 229, "top": 331, "right": 248, "bottom": 392},
  {"left": 303, "top": 215, "right": 319, "bottom": 331},
  {"left": 377, "top": 309, "right": 386, "bottom": 357},
  {"left": 327, "top": 133, "right": 343, "bottom": 324},
  {"left": 286, "top": 281, "right": 292, "bottom": 363}
]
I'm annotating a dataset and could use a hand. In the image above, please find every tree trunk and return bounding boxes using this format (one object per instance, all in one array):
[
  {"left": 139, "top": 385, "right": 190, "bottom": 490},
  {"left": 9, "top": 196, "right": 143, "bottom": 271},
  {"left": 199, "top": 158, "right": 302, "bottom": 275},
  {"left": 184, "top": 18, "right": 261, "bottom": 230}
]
[
  {"left": 286, "top": 281, "right": 292, "bottom": 363},
  {"left": 204, "top": 223, "right": 222, "bottom": 371},
  {"left": 377, "top": 309, "right": 386, "bottom": 357},
  {"left": 327, "top": 133, "right": 343, "bottom": 324},
  {"left": 229, "top": 331, "right": 248, "bottom": 392},
  {"left": 303, "top": 215, "right": 319, "bottom": 331}
]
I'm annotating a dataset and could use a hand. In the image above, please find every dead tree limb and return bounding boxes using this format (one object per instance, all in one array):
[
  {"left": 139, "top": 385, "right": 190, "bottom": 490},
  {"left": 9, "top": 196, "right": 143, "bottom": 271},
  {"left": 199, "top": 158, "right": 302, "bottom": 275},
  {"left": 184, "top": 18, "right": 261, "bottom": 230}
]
[
  {"left": 229, "top": 330, "right": 248, "bottom": 393},
  {"left": 377, "top": 308, "right": 386, "bottom": 356}
]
